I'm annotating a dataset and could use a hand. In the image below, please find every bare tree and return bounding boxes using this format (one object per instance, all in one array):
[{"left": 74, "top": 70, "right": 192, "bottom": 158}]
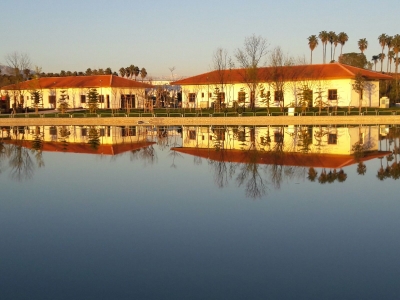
[
  {"left": 5, "top": 52, "right": 31, "bottom": 112},
  {"left": 265, "top": 47, "right": 295, "bottom": 111},
  {"left": 235, "top": 35, "right": 269, "bottom": 110},
  {"left": 212, "top": 48, "right": 235, "bottom": 110}
]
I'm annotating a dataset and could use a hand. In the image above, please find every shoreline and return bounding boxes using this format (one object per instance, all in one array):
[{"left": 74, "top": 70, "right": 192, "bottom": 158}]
[{"left": 0, "top": 115, "right": 399, "bottom": 126}]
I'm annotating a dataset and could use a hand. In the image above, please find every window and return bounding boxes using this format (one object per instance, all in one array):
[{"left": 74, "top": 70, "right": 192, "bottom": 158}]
[
  {"left": 189, "top": 130, "right": 196, "bottom": 139},
  {"left": 49, "top": 95, "right": 56, "bottom": 104},
  {"left": 121, "top": 126, "right": 136, "bottom": 137},
  {"left": 49, "top": 126, "right": 57, "bottom": 136},
  {"left": 209, "top": 93, "right": 212, "bottom": 98},
  {"left": 81, "top": 128, "right": 87, "bottom": 136},
  {"left": 201, "top": 92, "right": 204, "bottom": 98},
  {"left": 99, "top": 95, "right": 104, "bottom": 103},
  {"left": 189, "top": 93, "right": 196, "bottom": 102},
  {"left": 274, "top": 91, "right": 284, "bottom": 102},
  {"left": 328, "top": 89, "right": 337, "bottom": 100},
  {"left": 214, "top": 128, "right": 225, "bottom": 141},
  {"left": 238, "top": 91, "right": 246, "bottom": 103},
  {"left": 238, "top": 130, "right": 246, "bottom": 142},
  {"left": 99, "top": 128, "right": 105, "bottom": 136},
  {"left": 80, "top": 95, "right": 86, "bottom": 103},
  {"left": 274, "top": 132, "right": 284, "bottom": 143},
  {"left": 328, "top": 133, "right": 337, "bottom": 144}
]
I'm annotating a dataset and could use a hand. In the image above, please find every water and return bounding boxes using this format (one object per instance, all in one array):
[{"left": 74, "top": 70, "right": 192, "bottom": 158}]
[{"left": 0, "top": 124, "right": 399, "bottom": 300}]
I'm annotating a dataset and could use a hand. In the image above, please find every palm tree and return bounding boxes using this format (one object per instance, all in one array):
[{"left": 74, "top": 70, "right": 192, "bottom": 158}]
[
  {"left": 125, "top": 67, "right": 131, "bottom": 79},
  {"left": 388, "top": 50, "right": 395, "bottom": 73},
  {"left": 129, "top": 65, "right": 135, "bottom": 79},
  {"left": 119, "top": 67, "right": 126, "bottom": 78},
  {"left": 328, "top": 31, "right": 337, "bottom": 62},
  {"left": 392, "top": 34, "right": 400, "bottom": 98},
  {"left": 378, "top": 53, "right": 386, "bottom": 72},
  {"left": 140, "top": 68, "right": 147, "bottom": 82},
  {"left": 337, "top": 32, "right": 349, "bottom": 58},
  {"left": 372, "top": 55, "right": 379, "bottom": 71},
  {"left": 134, "top": 66, "right": 140, "bottom": 81},
  {"left": 319, "top": 31, "right": 329, "bottom": 63},
  {"left": 378, "top": 33, "right": 388, "bottom": 72},
  {"left": 385, "top": 35, "right": 393, "bottom": 72},
  {"left": 358, "top": 38, "right": 368, "bottom": 54},
  {"left": 307, "top": 35, "right": 318, "bottom": 64}
]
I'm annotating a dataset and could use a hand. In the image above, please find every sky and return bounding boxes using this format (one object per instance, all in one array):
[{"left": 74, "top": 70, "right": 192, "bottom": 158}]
[{"left": 1, "top": 0, "right": 399, "bottom": 80}]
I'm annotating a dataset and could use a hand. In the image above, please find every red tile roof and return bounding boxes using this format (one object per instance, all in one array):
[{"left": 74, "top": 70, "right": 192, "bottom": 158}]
[
  {"left": 171, "top": 63, "right": 393, "bottom": 85},
  {"left": 1, "top": 75, "right": 153, "bottom": 90},
  {"left": 4, "top": 139, "right": 155, "bottom": 155},
  {"left": 171, "top": 147, "right": 390, "bottom": 169}
]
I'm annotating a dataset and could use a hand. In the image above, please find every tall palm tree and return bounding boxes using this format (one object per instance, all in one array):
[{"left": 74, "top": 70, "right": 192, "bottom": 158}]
[
  {"left": 378, "top": 33, "right": 388, "bottom": 72},
  {"left": 333, "top": 36, "right": 339, "bottom": 61},
  {"left": 125, "top": 67, "right": 131, "bottom": 79},
  {"left": 328, "top": 31, "right": 337, "bottom": 62},
  {"left": 319, "top": 31, "right": 329, "bottom": 63},
  {"left": 392, "top": 34, "right": 400, "bottom": 97},
  {"left": 378, "top": 53, "right": 386, "bottom": 72},
  {"left": 372, "top": 55, "right": 379, "bottom": 71},
  {"left": 337, "top": 32, "right": 349, "bottom": 58},
  {"left": 134, "top": 66, "right": 140, "bottom": 81},
  {"left": 385, "top": 35, "right": 393, "bottom": 72},
  {"left": 358, "top": 38, "right": 368, "bottom": 54},
  {"left": 129, "top": 65, "right": 135, "bottom": 79},
  {"left": 119, "top": 67, "right": 126, "bottom": 78},
  {"left": 140, "top": 68, "right": 147, "bottom": 82},
  {"left": 307, "top": 35, "right": 318, "bottom": 64},
  {"left": 388, "top": 50, "right": 395, "bottom": 73}
]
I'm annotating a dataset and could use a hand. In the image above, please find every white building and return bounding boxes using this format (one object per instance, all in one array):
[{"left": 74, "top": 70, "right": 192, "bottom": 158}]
[
  {"left": 0, "top": 75, "right": 153, "bottom": 111},
  {"left": 171, "top": 63, "right": 393, "bottom": 109}
]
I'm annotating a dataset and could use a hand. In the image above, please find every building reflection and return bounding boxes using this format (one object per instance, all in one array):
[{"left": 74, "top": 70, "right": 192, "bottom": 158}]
[
  {"left": 1, "top": 124, "right": 399, "bottom": 193},
  {"left": 0, "top": 125, "right": 155, "bottom": 180},
  {"left": 172, "top": 125, "right": 396, "bottom": 198}
]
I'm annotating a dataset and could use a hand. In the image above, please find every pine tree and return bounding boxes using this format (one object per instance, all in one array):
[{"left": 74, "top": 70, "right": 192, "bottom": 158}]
[
  {"left": 87, "top": 88, "right": 99, "bottom": 113},
  {"left": 58, "top": 89, "right": 69, "bottom": 114}
]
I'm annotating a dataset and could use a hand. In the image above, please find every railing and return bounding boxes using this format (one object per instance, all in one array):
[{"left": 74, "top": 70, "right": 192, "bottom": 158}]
[{"left": 3, "top": 110, "right": 399, "bottom": 118}]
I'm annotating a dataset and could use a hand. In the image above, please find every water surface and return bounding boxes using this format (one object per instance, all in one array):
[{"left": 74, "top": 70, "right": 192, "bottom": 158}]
[{"left": 1, "top": 124, "right": 399, "bottom": 300}]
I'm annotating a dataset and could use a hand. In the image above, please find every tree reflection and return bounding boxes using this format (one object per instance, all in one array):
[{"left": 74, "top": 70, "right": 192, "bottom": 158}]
[
  {"left": 352, "top": 125, "right": 374, "bottom": 176},
  {"left": 236, "top": 149, "right": 267, "bottom": 199},
  {"left": 58, "top": 126, "right": 70, "bottom": 152},
  {"left": 307, "top": 167, "right": 318, "bottom": 181},
  {"left": 130, "top": 145, "right": 157, "bottom": 166},
  {"left": 31, "top": 126, "right": 44, "bottom": 168},
  {"left": 88, "top": 126, "right": 100, "bottom": 150},
  {"left": 9, "top": 133, "right": 35, "bottom": 181}
]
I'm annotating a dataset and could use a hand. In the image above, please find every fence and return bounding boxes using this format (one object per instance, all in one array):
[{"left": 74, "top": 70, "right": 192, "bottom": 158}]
[{"left": 1, "top": 110, "right": 399, "bottom": 119}]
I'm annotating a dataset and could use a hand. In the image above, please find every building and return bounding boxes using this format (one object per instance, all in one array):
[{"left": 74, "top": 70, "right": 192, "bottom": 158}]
[
  {"left": 0, "top": 75, "right": 153, "bottom": 112},
  {"left": 170, "top": 63, "right": 393, "bottom": 110}
]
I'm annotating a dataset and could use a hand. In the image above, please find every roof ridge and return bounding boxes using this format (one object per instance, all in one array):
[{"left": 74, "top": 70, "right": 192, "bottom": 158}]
[{"left": 336, "top": 63, "right": 356, "bottom": 77}]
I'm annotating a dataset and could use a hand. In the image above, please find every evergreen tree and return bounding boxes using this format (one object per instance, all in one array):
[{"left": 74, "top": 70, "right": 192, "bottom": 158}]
[
  {"left": 87, "top": 88, "right": 99, "bottom": 113},
  {"left": 58, "top": 89, "right": 69, "bottom": 114}
]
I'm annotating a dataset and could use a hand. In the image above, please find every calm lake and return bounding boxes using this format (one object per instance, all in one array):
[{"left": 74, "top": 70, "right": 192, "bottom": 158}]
[{"left": 1, "top": 124, "right": 399, "bottom": 300}]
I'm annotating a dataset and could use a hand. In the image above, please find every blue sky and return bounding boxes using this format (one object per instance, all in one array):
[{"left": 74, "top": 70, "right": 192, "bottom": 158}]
[{"left": 1, "top": 0, "right": 398, "bottom": 79}]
